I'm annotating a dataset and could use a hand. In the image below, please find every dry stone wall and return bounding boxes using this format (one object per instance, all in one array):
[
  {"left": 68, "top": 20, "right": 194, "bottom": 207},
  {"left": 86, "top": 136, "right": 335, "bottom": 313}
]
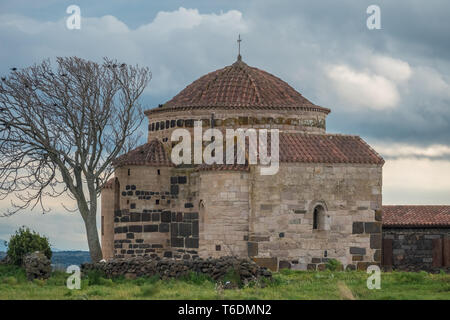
[{"left": 81, "top": 256, "right": 272, "bottom": 282}]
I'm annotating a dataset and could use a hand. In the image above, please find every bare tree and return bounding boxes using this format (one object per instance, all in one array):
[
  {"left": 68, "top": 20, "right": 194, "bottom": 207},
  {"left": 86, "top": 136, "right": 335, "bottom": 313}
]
[{"left": 0, "top": 57, "right": 151, "bottom": 262}]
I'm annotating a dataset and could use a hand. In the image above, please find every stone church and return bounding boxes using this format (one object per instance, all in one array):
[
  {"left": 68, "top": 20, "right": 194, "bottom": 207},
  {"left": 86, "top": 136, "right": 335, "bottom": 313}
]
[{"left": 101, "top": 55, "right": 385, "bottom": 271}]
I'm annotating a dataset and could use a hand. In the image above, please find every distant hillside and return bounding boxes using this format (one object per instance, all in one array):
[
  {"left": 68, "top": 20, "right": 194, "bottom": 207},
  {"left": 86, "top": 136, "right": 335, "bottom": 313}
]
[
  {"left": 51, "top": 251, "right": 91, "bottom": 269},
  {"left": 0, "top": 250, "right": 90, "bottom": 269},
  {"left": 0, "top": 239, "right": 7, "bottom": 252}
]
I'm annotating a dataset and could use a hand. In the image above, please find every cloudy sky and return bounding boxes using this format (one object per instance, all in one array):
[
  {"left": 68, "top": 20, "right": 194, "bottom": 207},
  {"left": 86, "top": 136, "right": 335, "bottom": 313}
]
[{"left": 0, "top": 0, "right": 449, "bottom": 250}]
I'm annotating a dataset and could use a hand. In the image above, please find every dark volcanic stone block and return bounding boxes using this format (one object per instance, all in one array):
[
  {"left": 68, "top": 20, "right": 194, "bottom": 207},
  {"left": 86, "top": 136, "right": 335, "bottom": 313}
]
[
  {"left": 185, "top": 238, "right": 199, "bottom": 248},
  {"left": 178, "top": 176, "right": 187, "bottom": 184},
  {"left": 350, "top": 247, "right": 366, "bottom": 255},
  {"left": 135, "top": 239, "right": 144, "bottom": 243},
  {"left": 279, "top": 260, "right": 291, "bottom": 270},
  {"left": 184, "top": 202, "right": 194, "bottom": 208},
  {"left": 141, "top": 212, "right": 151, "bottom": 222},
  {"left": 171, "top": 223, "right": 179, "bottom": 236},
  {"left": 120, "top": 216, "right": 130, "bottom": 223},
  {"left": 164, "top": 251, "right": 173, "bottom": 258},
  {"left": 126, "top": 233, "right": 134, "bottom": 239},
  {"left": 176, "top": 212, "right": 183, "bottom": 222},
  {"left": 170, "top": 176, "right": 178, "bottom": 184},
  {"left": 152, "top": 244, "right": 163, "bottom": 248},
  {"left": 161, "top": 211, "right": 171, "bottom": 222},
  {"left": 152, "top": 212, "right": 160, "bottom": 221},
  {"left": 364, "top": 222, "right": 381, "bottom": 233},
  {"left": 159, "top": 223, "right": 169, "bottom": 233},
  {"left": 192, "top": 221, "right": 199, "bottom": 237},
  {"left": 370, "top": 234, "right": 382, "bottom": 249},
  {"left": 130, "top": 212, "right": 141, "bottom": 222},
  {"left": 144, "top": 225, "right": 158, "bottom": 233},
  {"left": 352, "top": 222, "right": 364, "bottom": 234},
  {"left": 179, "top": 223, "right": 191, "bottom": 237},
  {"left": 129, "top": 225, "right": 142, "bottom": 233},
  {"left": 171, "top": 237, "right": 184, "bottom": 248},
  {"left": 190, "top": 212, "right": 199, "bottom": 220},
  {"left": 170, "top": 184, "right": 179, "bottom": 195}
]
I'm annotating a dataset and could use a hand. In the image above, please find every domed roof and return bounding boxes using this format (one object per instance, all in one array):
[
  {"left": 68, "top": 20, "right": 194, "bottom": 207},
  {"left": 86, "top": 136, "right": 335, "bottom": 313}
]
[{"left": 146, "top": 58, "right": 330, "bottom": 114}]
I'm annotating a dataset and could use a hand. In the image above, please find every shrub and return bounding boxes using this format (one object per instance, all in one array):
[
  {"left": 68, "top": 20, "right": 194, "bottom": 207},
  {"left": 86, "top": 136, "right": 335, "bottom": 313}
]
[
  {"left": 138, "top": 284, "right": 160, "bottom": 297},
  {"left": 84, "top": 269, "right": 107, "bottom": 286},
  {"left": 6, "top": 227, "right": 52, "bottom": 266},
  {"left": 325, "top": 259, "right": 342, "bottom": 271},
  {"left": 180, "top": 271, "right": 213, "bottom": 285},
  {"left": 223, "top": 267, "right": 242, "bottom": 288}
]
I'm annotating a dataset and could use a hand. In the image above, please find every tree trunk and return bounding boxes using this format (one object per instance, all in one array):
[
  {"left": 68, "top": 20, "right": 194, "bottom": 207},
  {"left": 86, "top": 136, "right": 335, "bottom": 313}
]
[{"left": 83, "top": 211, "right": 103, "bottom": 262}]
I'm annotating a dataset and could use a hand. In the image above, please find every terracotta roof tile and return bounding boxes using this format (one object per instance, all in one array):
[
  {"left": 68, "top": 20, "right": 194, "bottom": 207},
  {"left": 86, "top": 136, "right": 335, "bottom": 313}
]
[
  {"left": 145, "top": 59, "right": 330, "bottom": 115},
  {"left": 112, "top": 139, "right": 172, "bottom": 167},
  {"left": 382, "top": 205, "right": 450, "bottom": 227},
  {"left": 278, "top": 133, "right": 385, "bottom": 165}
]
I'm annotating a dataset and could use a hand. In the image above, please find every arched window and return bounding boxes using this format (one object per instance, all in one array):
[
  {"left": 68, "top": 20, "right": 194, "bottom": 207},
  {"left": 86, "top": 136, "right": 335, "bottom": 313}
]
[{"left": 313, "top": 205, "right": 326, "bottom": 230}]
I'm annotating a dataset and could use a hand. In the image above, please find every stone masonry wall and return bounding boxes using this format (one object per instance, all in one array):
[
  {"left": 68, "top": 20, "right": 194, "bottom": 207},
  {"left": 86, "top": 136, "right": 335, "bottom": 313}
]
[
  {"left": 383, "top": 228, "right": 450, "bottom": 271},
  {"left": 101, "top": 161, "right": 382, "bottom": 272},
  {"left": 196, "top": 171, "right": 250, "bottom": 258},
  {"left": 248, "top": 163, "right": 383, "bottom": 271},
  {"left": 106, "top": 165, "right": 201, "bottom": 260}
]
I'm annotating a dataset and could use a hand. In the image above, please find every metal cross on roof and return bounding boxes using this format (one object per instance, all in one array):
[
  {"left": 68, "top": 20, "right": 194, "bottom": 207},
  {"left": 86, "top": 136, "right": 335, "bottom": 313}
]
[{"left": 237, "top": 34, "right": 242, "bottom": 60}]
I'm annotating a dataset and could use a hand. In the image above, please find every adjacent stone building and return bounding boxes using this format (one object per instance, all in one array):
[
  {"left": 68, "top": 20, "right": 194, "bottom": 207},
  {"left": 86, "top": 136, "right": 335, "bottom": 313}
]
[
  {"left": 382, "top": 205, "right": 450, "bottom": 271},
  {"left": 101, "top": 56, "right": 385, "bottom": 271}
]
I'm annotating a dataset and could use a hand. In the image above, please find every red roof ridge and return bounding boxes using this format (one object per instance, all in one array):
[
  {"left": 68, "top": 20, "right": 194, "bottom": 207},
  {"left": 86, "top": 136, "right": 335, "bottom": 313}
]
[{"left": 382, "top": 205, "right": 450, "bottom": 227}]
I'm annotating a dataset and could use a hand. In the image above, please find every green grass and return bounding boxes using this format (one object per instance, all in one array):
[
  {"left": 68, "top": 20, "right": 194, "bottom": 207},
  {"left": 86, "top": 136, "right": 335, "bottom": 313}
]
[{"left": 0, "top": 264, "right": 449, "bottom": 300}]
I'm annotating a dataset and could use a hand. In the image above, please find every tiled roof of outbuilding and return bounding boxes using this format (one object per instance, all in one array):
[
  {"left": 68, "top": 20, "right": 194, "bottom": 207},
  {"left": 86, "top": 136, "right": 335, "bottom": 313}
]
[
  {"left": 112, "top": 139, "right": 172, "bottom": 167},
  {"left": 145, "top": 58, "right": 330, "bottom": 115},
  {"left": 382, "top": 205, "right": 450, "bottom": 227}
]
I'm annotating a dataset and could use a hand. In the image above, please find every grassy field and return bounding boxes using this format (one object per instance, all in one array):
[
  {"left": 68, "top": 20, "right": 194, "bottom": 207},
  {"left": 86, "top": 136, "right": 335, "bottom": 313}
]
[{"left": 0, "top": 264, "right": 449, "bottom": 300}]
